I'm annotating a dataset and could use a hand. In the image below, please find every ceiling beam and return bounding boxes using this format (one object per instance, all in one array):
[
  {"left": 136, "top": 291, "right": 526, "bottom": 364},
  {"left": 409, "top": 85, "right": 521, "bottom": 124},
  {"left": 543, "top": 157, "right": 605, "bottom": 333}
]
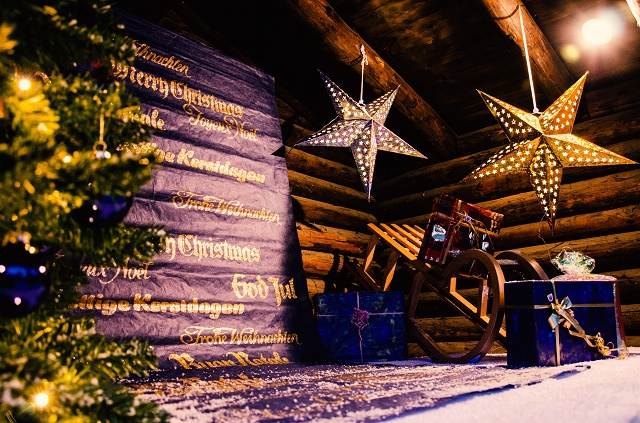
[
  {"left": 282, "top": 0, "right": 459, "bottom": 160},
  {"left": 480, "top": 0, "right": 574, "bottom": 102}
]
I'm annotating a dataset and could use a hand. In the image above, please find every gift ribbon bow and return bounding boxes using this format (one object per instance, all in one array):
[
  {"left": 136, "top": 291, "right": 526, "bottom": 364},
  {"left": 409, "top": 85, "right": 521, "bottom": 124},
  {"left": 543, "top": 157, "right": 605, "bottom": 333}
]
[
  {"left": 350, "top": 307, "right": 370, "bottom": 341},
  {"left": 548, "top": 296, "right": 613, "bottom": 359},
  {"left": 350, "top": 305, "right": 371, "bottom": 363}
]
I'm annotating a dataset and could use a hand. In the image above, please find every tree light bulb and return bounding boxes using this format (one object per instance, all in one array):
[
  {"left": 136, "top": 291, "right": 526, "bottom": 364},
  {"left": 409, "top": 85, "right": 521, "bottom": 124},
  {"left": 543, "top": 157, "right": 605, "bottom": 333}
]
[
  {"left": 34, "top": 392, "right": 49, "bottom": 408},
  {"left": 582, "top": 19, "right": 613, "bottom": 45},
  {"left": 18, "top": 78, "right": 31, "bottom": 91}
]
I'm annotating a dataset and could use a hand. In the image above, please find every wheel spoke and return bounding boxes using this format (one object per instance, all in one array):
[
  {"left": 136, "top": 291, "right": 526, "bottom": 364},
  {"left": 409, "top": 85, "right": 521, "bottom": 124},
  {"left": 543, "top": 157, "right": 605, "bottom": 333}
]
[{"left": 477, "top": 278, "right": 489, "bottom": 317}]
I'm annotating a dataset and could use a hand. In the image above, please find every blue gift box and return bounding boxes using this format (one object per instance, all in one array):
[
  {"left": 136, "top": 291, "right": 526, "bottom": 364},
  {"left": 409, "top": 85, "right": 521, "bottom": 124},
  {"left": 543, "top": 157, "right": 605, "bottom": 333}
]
[
  {"left": 505, "top": 279, "right": 626, "bottom": 368},
  {"left": 314, "top": 291, "right": 407, "bottom": 364}
]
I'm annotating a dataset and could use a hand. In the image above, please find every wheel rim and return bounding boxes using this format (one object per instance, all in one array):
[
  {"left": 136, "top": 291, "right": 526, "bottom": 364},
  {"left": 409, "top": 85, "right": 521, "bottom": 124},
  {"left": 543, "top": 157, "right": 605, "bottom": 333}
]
[{"left": 416, "top": 249, "right": 506, "bottom": 363}]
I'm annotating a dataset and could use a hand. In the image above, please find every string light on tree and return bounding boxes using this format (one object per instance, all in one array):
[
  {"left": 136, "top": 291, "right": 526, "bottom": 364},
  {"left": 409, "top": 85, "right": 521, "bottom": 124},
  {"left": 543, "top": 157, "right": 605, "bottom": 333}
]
[
  {"left": 0, "top": 2, "right": 168, "bottom": 420},
  {"left": 294, "top": 46, "right": 426, "bottom": 200},
  {"left": 34, "top": 392, "right": 50, "bottom": 408}
]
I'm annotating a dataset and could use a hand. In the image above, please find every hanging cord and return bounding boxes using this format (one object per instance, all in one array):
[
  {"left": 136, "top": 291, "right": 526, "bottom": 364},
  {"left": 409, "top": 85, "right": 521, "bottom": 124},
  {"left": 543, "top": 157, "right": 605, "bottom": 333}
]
[
  {"left": 359, "top": 44, "right": 369, "bottom": 105},
  {"left": 518, "top": 4, "right": 539, "bottom": 113},
  {"left": 94, "top": 108, "right": 111, "bottom": 159}
]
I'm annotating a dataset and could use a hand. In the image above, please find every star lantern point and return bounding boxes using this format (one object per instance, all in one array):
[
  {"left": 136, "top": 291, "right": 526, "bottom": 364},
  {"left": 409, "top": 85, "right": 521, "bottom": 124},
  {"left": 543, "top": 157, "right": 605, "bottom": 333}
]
[
  {"left": 465, "top": 73, "right": 637, "bottom": 232},
  {"left": 295, "top": 71, "right": 426, "bottom": 200}
]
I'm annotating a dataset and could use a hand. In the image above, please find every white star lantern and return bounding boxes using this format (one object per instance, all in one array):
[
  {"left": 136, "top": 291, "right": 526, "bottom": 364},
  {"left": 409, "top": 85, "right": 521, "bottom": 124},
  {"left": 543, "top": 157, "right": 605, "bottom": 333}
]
[
  {"left": 464, "top": 72, "right": 637, "bottom": 232},
  {"left": 295, "top": 71, "right": 426, "bottom": 200}
]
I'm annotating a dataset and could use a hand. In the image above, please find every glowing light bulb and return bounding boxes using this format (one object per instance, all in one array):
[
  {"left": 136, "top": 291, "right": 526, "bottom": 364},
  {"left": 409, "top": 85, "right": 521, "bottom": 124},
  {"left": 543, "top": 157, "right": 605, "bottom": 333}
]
[
  {"left": 18, "top": 78, "right": 31, "bottom": 91},
  {"left": 582, "top": 19, "right": 613, "bottom": 45},
  {"left": 34, "top": 392, "right": 49, "bottom": 408}
]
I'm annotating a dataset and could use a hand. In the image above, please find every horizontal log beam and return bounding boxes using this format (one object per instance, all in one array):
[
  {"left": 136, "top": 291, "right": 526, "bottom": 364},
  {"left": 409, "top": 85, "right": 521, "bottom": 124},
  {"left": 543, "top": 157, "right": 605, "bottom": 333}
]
[
  {"left": 296, "top": 222, "right": 370, "bottom": 257},
  {"left": 375, "top": 112, "right": 640, "bottom": 201},
  {"left": 610, "top": 269, "right": 640, "bottom": 304},
  {"left": 288, "top": 169, "right": 371, "bottom": 211},
  {"left": 293, "top": 195, "right": 377, "bottom": 232},
  {"left": 412, "top": 316, "right": 484, "bottom": 341},
  {"left": 282, "top": 0, "right": 458, "bottom": 159},
  {"left": 305, "top": 278, "right": 326, "bottom": 298},
  {"left": 301, "top": 249, "right": 342, "bottom": 277},
  {"left": 496, "top": 204, "right": 640, "bottom": 250},
  {"left": 284, "top": 146, "right": 362, "bottom": 191},
  {"left": 485, "top": 169, "right": 640, "bottom": 227},
  {"left": 388, "top": 167, "right": 640, "bottom": 227},
  {"left": 508, "top": 230, "right": 640, "bottom": 264}
]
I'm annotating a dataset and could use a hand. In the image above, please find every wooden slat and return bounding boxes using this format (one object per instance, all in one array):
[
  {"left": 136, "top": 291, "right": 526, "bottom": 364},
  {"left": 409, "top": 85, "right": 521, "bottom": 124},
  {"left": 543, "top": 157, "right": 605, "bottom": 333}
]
[
  {"left": 388, "top": 224, "right": 422, "bottom": 254},
  {"left": 404, "top": 224, "right": 425, "bottom": 240},
  {"left": 379, "top": 223, "right": 420, "bottom": 259}
]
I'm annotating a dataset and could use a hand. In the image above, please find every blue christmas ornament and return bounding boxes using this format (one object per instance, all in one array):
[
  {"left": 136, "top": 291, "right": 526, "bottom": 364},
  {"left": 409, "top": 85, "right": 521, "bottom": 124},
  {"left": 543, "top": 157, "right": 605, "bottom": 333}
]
[
  {"left": 71, "top": 194, "right": 133, "bottom": 227},
  {"left": 70, "top": 135, "right": 133, "bottom": 227},
  {"left": 0, "top": 241, "right": 50, "bottom": 318}
]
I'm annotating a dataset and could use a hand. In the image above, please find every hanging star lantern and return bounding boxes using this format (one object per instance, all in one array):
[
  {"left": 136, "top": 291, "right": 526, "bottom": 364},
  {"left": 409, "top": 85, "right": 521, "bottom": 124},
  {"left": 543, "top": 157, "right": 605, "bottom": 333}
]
[
  {"left": 294, "top": 70, "right": 426, "bottom": 200},
  {"left": 463, "top": 72, "right": 637, "bottom": 232}
]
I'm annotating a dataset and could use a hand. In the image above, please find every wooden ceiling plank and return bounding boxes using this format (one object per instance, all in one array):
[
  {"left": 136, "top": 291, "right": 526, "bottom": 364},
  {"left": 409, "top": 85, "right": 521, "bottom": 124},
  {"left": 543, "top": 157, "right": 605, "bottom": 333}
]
[
  {"left": 283, "top": 0, "right": 459, "bottom": 159},
  {"left": 479, "top": 0, "right": 574, "bottom": 103}
]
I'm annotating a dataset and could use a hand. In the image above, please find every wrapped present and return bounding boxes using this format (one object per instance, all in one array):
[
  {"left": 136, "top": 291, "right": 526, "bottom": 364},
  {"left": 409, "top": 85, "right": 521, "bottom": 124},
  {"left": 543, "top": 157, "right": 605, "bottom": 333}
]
[
  {"left": 504, "top": 278, "right": 627, "bottom": 368},
  {"left": 417, "top": 194, "right": 504, "bottom": 264},
  {"left": 314, "top": 291, "right": 407, "bottom": 364},
  {"left": 431, "top": 193, "right": 503, "bottom": 233}
]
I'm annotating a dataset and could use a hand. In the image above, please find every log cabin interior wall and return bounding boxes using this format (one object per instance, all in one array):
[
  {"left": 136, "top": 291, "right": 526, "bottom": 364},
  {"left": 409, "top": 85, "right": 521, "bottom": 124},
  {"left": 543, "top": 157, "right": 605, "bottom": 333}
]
[{"left": 121, "top": 0, "right": 640, "bottom": 352}]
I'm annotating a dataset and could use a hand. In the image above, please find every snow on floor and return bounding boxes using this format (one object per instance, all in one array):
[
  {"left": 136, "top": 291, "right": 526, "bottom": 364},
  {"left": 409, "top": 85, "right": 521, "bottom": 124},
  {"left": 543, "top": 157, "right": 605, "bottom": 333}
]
[{"left": 387, "top": 347, "right": 640, "bottom": 423}]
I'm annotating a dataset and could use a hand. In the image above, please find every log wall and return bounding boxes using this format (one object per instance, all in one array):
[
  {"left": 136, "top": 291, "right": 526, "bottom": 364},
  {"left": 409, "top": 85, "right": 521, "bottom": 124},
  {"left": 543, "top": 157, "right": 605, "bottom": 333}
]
[
  {"left": 127, "top": 6, "right": 640, "bottom": 352},
  {"left": 283, "top": 77, "right": 640, "bottom": 350}
]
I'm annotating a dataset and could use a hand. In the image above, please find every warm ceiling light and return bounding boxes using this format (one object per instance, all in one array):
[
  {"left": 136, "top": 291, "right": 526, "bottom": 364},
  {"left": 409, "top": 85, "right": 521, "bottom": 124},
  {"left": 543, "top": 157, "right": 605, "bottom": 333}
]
[{"left": 582, "top": 19, "right": 613, "bottom": 45}]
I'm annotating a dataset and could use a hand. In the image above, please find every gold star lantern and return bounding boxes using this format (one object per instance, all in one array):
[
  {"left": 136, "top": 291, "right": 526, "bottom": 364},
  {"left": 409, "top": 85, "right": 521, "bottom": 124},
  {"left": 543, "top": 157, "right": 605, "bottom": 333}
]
[
  {"left": 464, "top": 72, "right": 637, "bottom": 232},
  {"left": 294, "top": 70, "right": 426, "bottom": 200}
]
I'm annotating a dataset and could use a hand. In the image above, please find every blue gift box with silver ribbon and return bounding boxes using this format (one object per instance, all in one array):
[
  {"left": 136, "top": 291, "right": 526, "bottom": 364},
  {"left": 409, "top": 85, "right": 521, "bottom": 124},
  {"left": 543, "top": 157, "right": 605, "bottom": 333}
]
[
  {"left": 314, "top": 291, "right": 407, "bottom": 364},
  {"left": 504, "top": 279, "right": 627, "bottom": 368}
]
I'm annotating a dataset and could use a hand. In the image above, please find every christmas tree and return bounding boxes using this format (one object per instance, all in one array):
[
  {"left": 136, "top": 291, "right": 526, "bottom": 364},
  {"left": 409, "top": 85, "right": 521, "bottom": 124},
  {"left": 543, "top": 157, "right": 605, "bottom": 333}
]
[{"left": 0, "top": 1, "right": 169, "bottom": 421}]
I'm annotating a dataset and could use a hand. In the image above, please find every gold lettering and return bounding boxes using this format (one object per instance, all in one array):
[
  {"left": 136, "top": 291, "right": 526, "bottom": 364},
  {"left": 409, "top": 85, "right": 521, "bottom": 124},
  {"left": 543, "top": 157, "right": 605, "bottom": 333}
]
[
  {"left": 110, "top": 60, "right": 250, "bottom": 128},
  {"left": 225, "top": 351, "right": 291, "bottom": 367},
  {"left": 171, "top": 191, "right": 280, "bottom": 224},
  {"left": 231, "top": 274, "right": 270, "bottom": 300},
  {"left": 167, "top": 234, "right": 260, "bottom": 263},
  {"left": 75, "top": 293, "right": 245, "bottom": 319},
  {"left": 269, "top": 277, "right": 298, "bottom": 307},
  {"left": 223, "top": 116, "right": 259, "bottom": 141},
  {"left": 134, "top": 43, "right": 190, "bottom": 77},
  {"left": 168, "top": 353, "right": 238, "bottom": 370},
  {"left": 133, "top": 293, "right": 152, "bottom": 312}
]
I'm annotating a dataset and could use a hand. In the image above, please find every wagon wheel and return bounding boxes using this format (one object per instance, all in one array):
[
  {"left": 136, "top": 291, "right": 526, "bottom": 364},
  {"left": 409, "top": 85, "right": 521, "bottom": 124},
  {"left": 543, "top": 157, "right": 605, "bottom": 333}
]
[
  {"left": 495, "top": 249, "right": 549, "bottom": 281},
  {"left": 407, "top": 249, "right": 505, "bottom": 364}
]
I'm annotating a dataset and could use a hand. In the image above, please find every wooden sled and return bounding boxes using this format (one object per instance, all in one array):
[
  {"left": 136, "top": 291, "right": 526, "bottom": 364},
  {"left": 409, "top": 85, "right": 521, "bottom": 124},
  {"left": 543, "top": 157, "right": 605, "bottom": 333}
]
[{"left": 349, "top": 222, "right": 548, "bottom": 364}]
